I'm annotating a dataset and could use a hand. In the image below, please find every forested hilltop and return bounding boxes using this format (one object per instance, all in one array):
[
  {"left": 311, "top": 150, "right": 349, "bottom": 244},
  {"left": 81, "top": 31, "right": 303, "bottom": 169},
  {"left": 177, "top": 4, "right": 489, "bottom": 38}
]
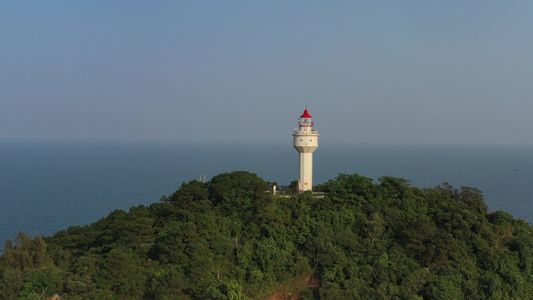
[{"left": 2, "top": 171, "right": 533, "bottom": 299}]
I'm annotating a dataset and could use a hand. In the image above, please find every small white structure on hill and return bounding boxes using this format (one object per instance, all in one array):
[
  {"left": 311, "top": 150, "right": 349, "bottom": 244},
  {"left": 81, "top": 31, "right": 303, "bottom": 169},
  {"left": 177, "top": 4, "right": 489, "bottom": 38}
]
[{"left": 293, "top": 108, "right": 319, "bottom": 192}]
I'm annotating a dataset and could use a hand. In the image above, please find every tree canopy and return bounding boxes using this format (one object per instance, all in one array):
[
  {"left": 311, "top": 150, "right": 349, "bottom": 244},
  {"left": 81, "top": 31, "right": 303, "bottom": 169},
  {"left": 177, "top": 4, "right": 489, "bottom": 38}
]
[{"left": 2, "top": 171, "right": 533, "bottom": 299}]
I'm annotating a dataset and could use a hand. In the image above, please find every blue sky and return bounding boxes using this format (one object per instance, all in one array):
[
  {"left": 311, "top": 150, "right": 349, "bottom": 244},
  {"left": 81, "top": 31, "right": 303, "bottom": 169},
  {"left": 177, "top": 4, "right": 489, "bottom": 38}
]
[{"left": 2, "top": 1, "right": 533, "bottom": 145}]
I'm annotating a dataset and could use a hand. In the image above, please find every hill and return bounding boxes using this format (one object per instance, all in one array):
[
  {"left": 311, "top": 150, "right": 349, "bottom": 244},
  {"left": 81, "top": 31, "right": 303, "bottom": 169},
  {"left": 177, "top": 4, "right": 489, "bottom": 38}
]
[{"left": 1, "top": 171, "right": 533, "bottom": 299}]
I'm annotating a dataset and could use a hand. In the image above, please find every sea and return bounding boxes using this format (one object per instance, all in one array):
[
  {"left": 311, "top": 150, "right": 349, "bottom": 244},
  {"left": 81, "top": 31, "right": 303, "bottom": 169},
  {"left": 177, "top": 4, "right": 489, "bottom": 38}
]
[{"left": 2, "top": 140, "right": 533, "bottom": 251}]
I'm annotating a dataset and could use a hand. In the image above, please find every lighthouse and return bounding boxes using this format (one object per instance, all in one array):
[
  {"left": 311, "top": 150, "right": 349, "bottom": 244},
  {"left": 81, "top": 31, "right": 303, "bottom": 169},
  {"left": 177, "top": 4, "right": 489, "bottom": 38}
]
[{"left": 293, "top": 108, "right": 319, "bottom": 192}]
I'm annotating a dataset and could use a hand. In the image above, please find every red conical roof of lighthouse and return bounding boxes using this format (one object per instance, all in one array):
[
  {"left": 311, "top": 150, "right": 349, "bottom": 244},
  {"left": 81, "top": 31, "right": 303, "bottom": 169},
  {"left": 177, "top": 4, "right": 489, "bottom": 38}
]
[{"left": 300, "top": 109, "right": 312, "bottom": 118}]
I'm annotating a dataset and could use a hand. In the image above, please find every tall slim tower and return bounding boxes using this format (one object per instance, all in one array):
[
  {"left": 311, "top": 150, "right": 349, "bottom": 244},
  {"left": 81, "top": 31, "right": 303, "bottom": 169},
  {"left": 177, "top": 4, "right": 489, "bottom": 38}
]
[{"left": 293, "top": 108, "right": 319, "bottom": 192}]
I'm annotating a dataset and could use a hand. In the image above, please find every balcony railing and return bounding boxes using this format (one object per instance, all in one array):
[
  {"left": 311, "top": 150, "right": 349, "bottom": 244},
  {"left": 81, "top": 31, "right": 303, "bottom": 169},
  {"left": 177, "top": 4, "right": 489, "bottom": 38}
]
[{"left": 293, "top": 130, "right": 319, "bottom": 135}]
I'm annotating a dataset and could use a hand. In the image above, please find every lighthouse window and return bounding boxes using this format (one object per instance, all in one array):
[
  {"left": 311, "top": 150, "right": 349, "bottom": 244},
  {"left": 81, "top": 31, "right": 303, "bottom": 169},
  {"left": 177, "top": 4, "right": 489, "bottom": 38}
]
[
  {"left": 310, "top": 139, "right": 312, "bottom": 141},
  {"left": 300, "top": 139, "right": 303, "bottom": 141}
]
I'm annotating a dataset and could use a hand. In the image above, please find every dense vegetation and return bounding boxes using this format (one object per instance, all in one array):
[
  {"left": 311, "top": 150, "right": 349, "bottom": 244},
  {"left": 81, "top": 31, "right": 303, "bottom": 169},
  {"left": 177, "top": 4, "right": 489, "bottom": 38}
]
[{"left": 2, "top": 171, "right": 533, "bottom": 299}]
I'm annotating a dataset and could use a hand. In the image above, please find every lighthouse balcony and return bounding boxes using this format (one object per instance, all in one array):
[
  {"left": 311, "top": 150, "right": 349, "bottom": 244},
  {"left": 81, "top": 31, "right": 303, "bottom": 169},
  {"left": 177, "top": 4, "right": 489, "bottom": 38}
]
[{"left": 293, "top": 130, "right": 319, "bottom": 136}]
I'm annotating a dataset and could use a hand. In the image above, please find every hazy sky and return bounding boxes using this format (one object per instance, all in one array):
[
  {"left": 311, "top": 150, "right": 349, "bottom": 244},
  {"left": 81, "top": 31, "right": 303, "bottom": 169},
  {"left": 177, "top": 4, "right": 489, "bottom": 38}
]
[{"left": 2, "top": 1, "right": 533, "bottom": 145}]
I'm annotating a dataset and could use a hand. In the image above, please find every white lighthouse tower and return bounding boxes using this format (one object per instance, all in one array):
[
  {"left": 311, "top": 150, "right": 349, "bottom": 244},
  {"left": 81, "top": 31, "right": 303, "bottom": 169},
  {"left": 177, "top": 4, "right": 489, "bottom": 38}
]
[{"left": 293, "top": 108, "right": 319, "bottom": 192}]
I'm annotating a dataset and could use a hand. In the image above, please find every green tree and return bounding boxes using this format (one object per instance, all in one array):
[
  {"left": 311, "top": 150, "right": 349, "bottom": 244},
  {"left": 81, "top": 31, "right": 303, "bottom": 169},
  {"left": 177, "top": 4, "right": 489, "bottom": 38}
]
[
  {"left": 96, "top": 248, "right": 146, "bottom": 298},
  {"left": 209, "top": 171, "right": 269, "bottom": 206},
  {"left": 17, "top": 267, "right": 66, "bottom": 299},
  {"left": 2, "top": 232, "right": 52, "bottom": 270},
  {"left": 165, "top": 180, "right": 209, "bottom": 208}
]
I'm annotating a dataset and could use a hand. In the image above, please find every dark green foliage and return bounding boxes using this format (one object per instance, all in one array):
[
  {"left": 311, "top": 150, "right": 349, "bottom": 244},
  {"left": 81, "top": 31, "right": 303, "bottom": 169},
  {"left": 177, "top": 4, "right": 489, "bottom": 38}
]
[
  {"left": 163, "top": 180, "right": 209, "bottom": 208},
  {"left": 209, "top": 171, "right": 269, "bottom": 207},
  {"left": 2, "top": 170, "right": 533, "bottom": 299}
]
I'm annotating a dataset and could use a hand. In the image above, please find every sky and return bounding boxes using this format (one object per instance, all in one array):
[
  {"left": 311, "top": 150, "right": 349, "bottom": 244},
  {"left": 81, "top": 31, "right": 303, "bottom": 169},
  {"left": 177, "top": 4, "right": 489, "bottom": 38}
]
[{"left": 2, "top": 1, "right": 533, "bottom": 146}]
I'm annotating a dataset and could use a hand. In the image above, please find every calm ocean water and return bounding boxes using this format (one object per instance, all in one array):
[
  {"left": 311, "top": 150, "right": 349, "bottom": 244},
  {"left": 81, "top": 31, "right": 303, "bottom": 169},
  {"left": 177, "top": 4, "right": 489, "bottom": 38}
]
[{"left": 1, "top": 141, "right": 533, "bottom": 249}]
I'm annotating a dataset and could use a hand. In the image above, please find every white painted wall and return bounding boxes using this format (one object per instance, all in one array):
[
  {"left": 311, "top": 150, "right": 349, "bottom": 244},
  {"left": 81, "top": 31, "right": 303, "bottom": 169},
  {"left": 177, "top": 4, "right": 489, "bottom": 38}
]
[{"left": 293, "top": 122, "right": 319, "bottom": 192}]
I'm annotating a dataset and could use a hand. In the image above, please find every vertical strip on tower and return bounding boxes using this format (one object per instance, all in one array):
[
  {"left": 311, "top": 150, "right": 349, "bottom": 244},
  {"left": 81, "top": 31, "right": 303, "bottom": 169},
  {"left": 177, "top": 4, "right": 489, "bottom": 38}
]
[{"left": 292, "top": 109, "right": 319, "bottom": 192}]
